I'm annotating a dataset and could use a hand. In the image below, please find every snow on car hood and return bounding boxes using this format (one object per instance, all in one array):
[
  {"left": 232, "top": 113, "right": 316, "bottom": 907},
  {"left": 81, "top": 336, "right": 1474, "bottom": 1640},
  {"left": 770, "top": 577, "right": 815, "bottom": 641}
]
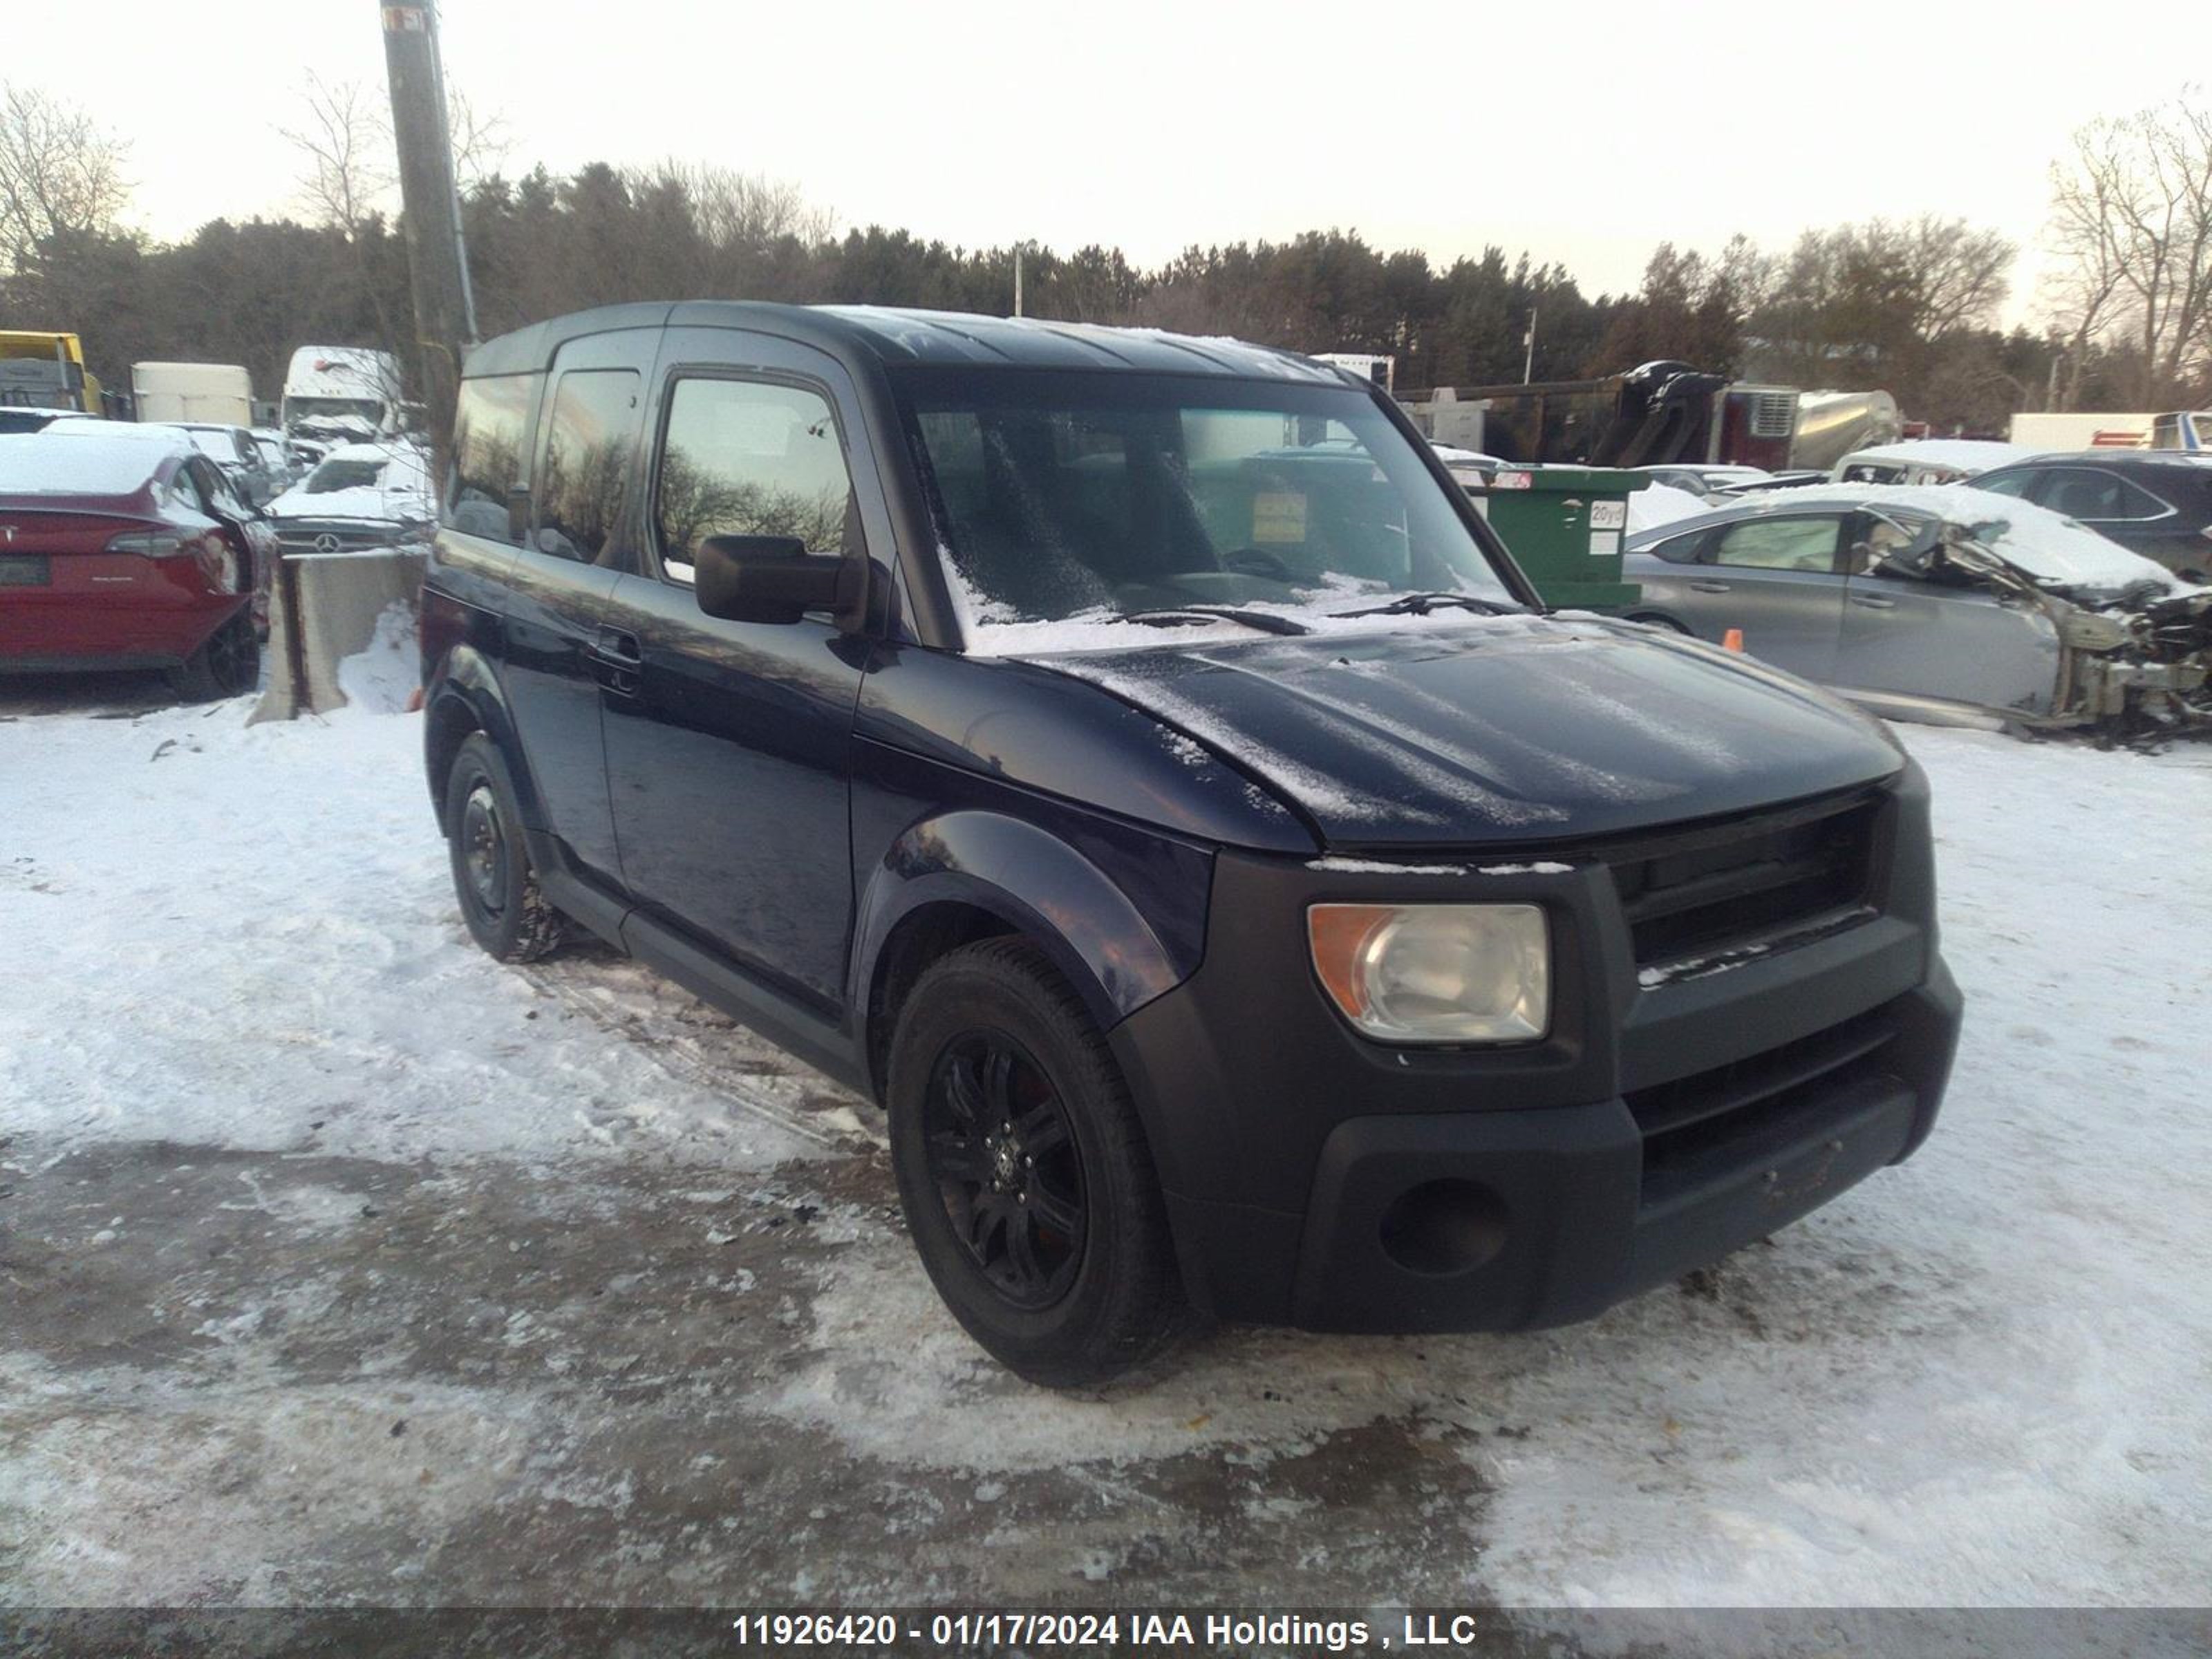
[
  {"left": 1737, "top": 482, "right": 2182, "bottom": 594},
  {"left": 1026, "top": 616, "right": 1904, "bottom": 846},
  {"left": 265, "top": 482, "right": 427, "bottom": 521},
  {"left": 266, "top": 446, "right": 434, "bottom": 524}
]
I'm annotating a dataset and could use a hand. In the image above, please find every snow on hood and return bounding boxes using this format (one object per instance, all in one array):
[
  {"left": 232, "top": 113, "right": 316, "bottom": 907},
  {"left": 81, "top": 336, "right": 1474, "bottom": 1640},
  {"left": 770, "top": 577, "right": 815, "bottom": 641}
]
[
  {"left": 1025, "top": 618, "right": 1902, "bottom": 845},
  {"left": 1754, "top": 482, "right": 2182, "bottom": 594},
  {"left": 266, "top": 443, "right": 434, "bottom": 523}
]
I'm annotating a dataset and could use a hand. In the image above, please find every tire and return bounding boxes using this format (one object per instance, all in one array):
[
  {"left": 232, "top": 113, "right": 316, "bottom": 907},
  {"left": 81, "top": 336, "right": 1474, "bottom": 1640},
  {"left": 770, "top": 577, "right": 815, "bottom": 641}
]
[
  {"left": 1624, "top": 612, "right": 1689, "bottom": 635},
  {"left": 167, "top": 610, "right": 260, "bottom": 702},
  {"left": 888, "top": 937, "right": 1187, "bottom": 1388},
  {"left": 442, "top": 731, "right": 565, "bottom": 963}
]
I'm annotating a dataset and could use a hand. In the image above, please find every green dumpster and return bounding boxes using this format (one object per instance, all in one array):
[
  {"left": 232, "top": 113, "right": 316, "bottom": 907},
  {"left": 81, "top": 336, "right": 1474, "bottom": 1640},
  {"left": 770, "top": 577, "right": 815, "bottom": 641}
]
[{"left": 1462, "top": 465, "right": 1645, "bottom": 610}]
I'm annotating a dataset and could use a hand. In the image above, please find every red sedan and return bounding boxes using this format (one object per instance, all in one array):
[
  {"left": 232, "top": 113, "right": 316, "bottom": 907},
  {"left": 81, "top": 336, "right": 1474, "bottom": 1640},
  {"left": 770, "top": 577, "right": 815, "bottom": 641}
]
[{"left": 0, "top": 431, "right": 270, "bottom": 699}]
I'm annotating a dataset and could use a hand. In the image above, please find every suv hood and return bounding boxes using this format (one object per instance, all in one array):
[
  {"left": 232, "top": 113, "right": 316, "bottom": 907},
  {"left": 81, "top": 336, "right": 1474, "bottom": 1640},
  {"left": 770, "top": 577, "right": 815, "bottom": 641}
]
[{"left": 1027, "top": 617, "right": 1903, "bottom": 847}]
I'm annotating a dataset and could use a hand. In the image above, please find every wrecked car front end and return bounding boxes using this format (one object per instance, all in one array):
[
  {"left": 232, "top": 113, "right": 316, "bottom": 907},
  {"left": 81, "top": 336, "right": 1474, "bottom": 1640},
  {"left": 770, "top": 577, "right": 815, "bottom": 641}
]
[{"left": 1938, "top": 531, "right": 2212, "bottom": 740}]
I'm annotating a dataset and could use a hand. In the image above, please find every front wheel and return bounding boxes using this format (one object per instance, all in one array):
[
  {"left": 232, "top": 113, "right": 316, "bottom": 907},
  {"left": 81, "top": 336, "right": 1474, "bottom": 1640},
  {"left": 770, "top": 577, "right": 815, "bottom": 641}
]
[
  {"left": 442, "top": 732, "right": 565, "bottom": 963},
  {"left": 888, "top": 937, "right": 1187, "bottom": 1387}
]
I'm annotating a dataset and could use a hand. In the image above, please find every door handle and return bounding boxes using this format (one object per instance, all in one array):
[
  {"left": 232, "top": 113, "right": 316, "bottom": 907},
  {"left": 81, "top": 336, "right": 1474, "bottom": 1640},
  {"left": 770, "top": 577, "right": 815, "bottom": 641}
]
[
  {"left": 590, "top": 626, "right": 643, "bottom": 695},
  {"left": 1850, "top": 594, "right": 1897, "bottom": 610},
  {"left": 1689, "top": 580, "right": 1732, "bottom": 593}
]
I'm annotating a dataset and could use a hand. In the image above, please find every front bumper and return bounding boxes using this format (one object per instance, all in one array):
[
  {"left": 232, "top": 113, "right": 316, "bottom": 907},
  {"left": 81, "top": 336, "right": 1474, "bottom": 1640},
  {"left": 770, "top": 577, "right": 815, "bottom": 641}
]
[{"left": 1109, "top": 767, "right": 1963, "bottom": 1332}]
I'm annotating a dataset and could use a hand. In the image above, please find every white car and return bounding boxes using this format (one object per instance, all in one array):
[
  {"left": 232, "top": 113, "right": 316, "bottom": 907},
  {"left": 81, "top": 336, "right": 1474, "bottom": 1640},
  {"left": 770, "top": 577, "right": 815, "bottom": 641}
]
[
  {"left": 265, "top": 441, "right": 435, "bottom": 555},
  {"left": 1830, "top": 440, "right": 2038, "bottom": 487}
]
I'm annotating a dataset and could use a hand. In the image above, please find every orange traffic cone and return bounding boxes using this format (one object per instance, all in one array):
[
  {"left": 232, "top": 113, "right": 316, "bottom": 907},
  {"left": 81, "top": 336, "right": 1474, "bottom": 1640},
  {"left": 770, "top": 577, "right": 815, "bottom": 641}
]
[{"left": 1721, "top": 628, "right": 1745, "bottom": 653}]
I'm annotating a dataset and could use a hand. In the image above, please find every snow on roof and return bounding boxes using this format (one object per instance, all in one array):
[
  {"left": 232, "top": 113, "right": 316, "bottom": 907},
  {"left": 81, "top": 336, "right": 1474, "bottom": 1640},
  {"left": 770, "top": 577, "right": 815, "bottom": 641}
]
[
  {"left": 1626, "top": 480, "right": 1709, "bottom": 532},
  {"left": 0, "top": 431, "right": 169, "bottom": 495},
  {"left": 1741, "top": 482, "right": 2181, "bottom": 592},
  {"left": 42, "top": 420, "right": 178, "bottom": 442},
  {"left": 283, "top": 347, "right": 399, "bottom": 401},
  {"left": 1834, "top": 439, "right": 2036, "bottom": 474}
]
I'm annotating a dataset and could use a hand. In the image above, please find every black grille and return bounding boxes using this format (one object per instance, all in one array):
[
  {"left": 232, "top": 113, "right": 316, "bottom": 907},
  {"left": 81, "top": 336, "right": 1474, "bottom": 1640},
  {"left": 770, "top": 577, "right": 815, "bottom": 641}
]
[
  {"left": 1609, "top": 791, "right": 1879, "bottom": 968},
  {"left": 1626, "top": 1009, "right": 1900, "bottom": 1212}
]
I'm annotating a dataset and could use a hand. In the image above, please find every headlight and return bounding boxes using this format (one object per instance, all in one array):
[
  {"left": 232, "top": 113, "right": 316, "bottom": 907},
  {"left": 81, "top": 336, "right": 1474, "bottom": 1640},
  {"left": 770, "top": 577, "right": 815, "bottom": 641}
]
[{"left": 1308, "top": 903, "right": 1550, "bottom": 1044}]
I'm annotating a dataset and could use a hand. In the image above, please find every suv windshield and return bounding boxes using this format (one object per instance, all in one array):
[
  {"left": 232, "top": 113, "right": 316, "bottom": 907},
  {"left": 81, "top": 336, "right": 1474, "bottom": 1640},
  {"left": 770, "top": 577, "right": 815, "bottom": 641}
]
[{"left": 894, "top": 368, "right": 1519, "bottom": 635}]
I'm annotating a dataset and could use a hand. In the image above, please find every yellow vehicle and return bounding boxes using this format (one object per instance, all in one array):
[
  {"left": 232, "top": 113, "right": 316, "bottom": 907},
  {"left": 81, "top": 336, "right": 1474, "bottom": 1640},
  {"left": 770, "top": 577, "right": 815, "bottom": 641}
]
[{"left": 0, "top": 330, "right": 103, "bottom": 415}]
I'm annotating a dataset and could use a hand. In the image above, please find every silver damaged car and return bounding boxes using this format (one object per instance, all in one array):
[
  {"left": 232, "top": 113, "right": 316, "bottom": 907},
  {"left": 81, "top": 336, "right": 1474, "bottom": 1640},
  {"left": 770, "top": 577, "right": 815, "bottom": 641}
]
[{"left": 1621, "top": 484, "right": 2211, "bottom": 738}]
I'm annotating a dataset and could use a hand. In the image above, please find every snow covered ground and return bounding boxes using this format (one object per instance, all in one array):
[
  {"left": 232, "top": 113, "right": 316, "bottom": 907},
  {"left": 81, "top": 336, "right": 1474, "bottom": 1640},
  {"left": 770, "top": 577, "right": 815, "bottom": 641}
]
[{"left": 2, "top": 677, "right": 2209, "bottom": 1615}]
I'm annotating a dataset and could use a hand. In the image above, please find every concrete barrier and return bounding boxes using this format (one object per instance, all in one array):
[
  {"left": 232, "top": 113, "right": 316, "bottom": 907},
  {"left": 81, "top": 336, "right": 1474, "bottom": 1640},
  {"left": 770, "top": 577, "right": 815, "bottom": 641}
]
[{"left": 250, "top": 549, "right": 427, "bottom": 723}]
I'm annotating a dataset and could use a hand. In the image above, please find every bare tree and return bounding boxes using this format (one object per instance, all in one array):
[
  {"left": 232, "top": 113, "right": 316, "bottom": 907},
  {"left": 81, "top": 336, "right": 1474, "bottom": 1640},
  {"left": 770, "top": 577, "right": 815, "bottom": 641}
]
[
  {"left": 2045, "top": 94, "right": 2212, "bottom": 407},
  {"left": 628, "top": 160, "right": 834, "bottom": 250},
  {"left": 1879, "top": 215, "right": 2015, "bottom": 339},
  {"left": 444, "top": 90, "right": 510, "bottom": 193},
  {"left": 279, "top": 74, "right": 392, "bottom": 235},
  {"left": 282, "top": 77, "right": 507, "bottom": 229},
  {"left": 0, "top": 83, "right": 129, "bottom": 272}
]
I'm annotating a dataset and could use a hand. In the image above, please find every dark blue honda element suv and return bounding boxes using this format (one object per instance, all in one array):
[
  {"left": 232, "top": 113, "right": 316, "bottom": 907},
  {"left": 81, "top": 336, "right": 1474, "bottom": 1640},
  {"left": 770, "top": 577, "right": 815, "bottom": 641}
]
[{"left": 422, "top": 303, "right": 1962, "bottom": 1386}]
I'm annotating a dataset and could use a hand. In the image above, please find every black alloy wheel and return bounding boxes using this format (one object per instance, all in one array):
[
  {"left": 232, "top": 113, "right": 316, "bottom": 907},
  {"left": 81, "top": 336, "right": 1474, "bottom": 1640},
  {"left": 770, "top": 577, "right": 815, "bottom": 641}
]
[
  {"left": 923, "top": 1032, "right": 1087, "bottom": 1310},
  {"left": 886, "top": 937, "right": 1188, "bottom": 1387}
]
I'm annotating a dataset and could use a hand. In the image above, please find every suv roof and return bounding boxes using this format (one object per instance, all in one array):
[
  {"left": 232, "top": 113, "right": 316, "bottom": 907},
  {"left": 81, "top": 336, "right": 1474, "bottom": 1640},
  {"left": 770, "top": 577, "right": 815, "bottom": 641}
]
[
  {"left": 462, "top": 301, "right": 1341, "bottom": 386},
  {"left": 2013, "top": 449, "right": 2212, "bottom": 471}
]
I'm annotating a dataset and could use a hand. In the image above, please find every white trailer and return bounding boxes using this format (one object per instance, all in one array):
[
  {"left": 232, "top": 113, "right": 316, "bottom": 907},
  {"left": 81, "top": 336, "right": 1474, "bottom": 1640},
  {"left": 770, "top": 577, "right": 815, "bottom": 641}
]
[
  {"left": 2008, "top": 411, "right": 2158, "bottom": 451},
  {"left": 131, "top": 362, "right": 254, "bottom": 427}
]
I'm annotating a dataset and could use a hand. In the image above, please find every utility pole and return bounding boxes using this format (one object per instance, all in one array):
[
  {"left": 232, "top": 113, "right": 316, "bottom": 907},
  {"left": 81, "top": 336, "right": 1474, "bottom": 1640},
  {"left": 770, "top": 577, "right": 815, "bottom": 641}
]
[
  {"left": 379, "top": 1, "right": 476, "bottom": 481},
  {"left": 1522, "top": 303, "right": 1539, "bottom": 384},
  {"left": 1013, "top": 243, "right": 1025, "bottom": 318}
]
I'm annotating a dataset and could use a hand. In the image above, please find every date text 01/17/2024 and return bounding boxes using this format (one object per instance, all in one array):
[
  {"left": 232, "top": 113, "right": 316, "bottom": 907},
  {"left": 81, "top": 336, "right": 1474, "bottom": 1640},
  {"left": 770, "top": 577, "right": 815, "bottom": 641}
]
[{"left": 727, "top": 1611, "right": 1502, "bottom": 1649}]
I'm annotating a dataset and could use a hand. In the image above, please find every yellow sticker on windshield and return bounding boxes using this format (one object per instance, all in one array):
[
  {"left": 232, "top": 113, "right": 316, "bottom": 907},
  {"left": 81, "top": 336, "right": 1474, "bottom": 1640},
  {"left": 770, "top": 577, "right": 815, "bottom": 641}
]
[{"left": 1252, "top": 491, "right": 1306, "bottom": 543}]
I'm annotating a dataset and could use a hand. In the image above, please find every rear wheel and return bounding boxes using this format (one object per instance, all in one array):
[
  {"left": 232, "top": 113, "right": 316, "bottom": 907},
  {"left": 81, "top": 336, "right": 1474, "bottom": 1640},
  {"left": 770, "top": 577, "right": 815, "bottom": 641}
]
[
  {"left": 888, "top": 937, "right": 1187, "bottom": 1387},
  {"left": 443, "top": 732, "right": 565, "bottom": 962},
  {"left": 1625, "top": 612, "right": 1689, "bottom": 635},
  {"left": 167, "top": 610, "right": 260, "bottom": 702}
]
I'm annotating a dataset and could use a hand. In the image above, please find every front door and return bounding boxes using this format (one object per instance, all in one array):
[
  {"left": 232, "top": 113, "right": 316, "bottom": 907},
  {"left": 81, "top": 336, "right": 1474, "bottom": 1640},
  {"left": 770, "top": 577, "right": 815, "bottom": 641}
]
[
  {"left": 1688, "top": 514, "right": 1850, "bottom": 682},
  {"left": 600, "top": 336, "right": 875, "bottom": 1015}
]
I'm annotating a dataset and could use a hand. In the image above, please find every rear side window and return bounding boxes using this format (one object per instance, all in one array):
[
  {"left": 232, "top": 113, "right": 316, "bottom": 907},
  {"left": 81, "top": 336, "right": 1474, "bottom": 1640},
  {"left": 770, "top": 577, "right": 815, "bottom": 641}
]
[
  {"left": 445, "top": 373, "right": 538, "bottom": 543},
  {"left": 1969, "top": 469, "right": 2034, "bottom": 500},
  {"left": 653, "top": 377, "right": 856, "bottom": 580},
  {"left": 2035, "top": 467, "right": 2169, "bottom": 523},
  {"left": 534, "top": 370, "right": 643, "bottom": 565}
]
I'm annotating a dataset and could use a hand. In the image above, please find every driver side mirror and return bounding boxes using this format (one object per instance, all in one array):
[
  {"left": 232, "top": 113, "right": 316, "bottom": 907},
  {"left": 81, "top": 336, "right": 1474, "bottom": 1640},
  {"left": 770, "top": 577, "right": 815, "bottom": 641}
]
[{"left": 695, "top": 534, "right": 861, "bottom": 626}]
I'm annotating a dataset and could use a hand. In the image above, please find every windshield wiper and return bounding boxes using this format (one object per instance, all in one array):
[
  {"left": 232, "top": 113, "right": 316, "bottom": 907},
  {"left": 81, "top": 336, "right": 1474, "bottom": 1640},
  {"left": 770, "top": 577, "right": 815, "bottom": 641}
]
[
  {"left": 1118, "top": 605, "right": 1313, "bottom": 636},
  {"left": 1330, "top": 591, "right": 1519, "bottom": 619}
]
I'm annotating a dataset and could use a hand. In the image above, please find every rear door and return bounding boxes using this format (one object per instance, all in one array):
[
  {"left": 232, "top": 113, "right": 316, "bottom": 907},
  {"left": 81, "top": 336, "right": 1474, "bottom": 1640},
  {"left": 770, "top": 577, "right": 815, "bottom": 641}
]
[
  {"left": 1685, "top": 513, "right": 1850, "bottom": 681},
  {"left": 498, "top": 330, "right": 658, "bottom": 888},
  {"left": 2009, "top": 463, "right": 2200, "bottom": 572},
  {"left": 598, "top": 328, "right": 879, "bottom": 1015}
]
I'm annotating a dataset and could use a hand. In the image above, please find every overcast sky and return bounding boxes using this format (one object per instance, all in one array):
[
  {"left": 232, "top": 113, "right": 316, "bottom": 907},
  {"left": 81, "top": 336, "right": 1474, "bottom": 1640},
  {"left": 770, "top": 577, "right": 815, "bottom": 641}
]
[{"left": 12, "top": 1, "right": 2204, "bottom": 324}]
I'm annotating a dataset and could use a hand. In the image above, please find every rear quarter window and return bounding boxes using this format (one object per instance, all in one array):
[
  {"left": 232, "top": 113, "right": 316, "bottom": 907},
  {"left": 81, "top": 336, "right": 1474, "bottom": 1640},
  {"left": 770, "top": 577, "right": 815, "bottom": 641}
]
[{"left": 445, "top": 373, "right": 539, "bottom": 544}]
